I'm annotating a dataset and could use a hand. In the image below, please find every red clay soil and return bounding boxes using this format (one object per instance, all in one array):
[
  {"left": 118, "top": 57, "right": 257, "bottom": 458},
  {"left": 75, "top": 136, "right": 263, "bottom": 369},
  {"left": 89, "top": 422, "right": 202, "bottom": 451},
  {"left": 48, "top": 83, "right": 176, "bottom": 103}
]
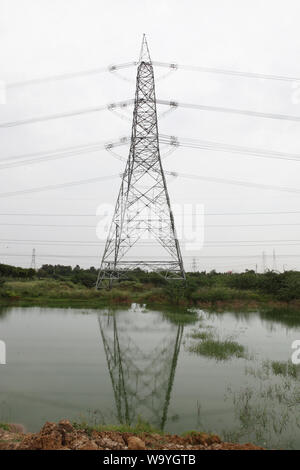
[{"left": 0, "top": 421, "right": 264, "bottom": 450}]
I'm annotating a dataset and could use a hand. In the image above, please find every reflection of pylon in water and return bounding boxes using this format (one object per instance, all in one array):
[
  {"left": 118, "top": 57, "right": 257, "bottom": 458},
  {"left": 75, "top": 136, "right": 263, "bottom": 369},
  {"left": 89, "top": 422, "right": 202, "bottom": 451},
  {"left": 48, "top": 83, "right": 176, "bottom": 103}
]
[{"left": 98, "top": 312, "right": 183, "bottom": 430}]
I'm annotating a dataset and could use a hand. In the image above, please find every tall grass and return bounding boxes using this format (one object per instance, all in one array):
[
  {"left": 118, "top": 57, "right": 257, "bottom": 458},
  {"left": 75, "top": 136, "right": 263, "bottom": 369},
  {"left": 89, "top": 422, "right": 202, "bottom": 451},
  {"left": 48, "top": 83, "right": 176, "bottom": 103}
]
[
  {"left": 1, "top": 277, "right": 298, "bottom": 311},
  {"left": 189, "top": 337, "right": 246, "bottom": 361},
  {"left": 191, "top": 287, "right": 260, "bottom": 303}
]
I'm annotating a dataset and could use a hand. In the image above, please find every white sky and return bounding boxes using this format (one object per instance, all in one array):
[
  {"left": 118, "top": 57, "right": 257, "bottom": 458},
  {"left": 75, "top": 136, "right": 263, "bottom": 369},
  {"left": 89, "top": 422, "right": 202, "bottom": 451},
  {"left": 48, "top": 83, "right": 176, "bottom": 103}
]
[{"left": 0, "top": 0, "right": 300, "bottom": 272}]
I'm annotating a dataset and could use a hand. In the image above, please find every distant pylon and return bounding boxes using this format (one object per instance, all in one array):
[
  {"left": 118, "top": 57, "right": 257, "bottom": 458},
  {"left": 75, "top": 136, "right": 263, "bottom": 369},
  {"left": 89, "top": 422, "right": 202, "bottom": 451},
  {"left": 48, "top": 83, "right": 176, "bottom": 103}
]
[
  {"left": 192, "top": 258, "right": 198, "bottom": 272},
  {"left": 272, "top": 249, "right": 277, "bottom": 272},
  {"left": 30, "top": 248, "right": 36, "bottom": 271},
  {"left": 96, "top": 36, "right": 185, "bottom": 288},
  {"left": 262, "top": 251, "right": 267, "bottom": 273}
]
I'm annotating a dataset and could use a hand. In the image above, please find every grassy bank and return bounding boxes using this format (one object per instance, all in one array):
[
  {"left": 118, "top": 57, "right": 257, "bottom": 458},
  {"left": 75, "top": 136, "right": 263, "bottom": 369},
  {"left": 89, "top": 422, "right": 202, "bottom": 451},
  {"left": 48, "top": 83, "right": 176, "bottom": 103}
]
[
  {"left": 1, "top": 263, "right": 300, "bottom": 310},
  {"left": 0, "top": 278, "right": 299, "bottom": 311}
]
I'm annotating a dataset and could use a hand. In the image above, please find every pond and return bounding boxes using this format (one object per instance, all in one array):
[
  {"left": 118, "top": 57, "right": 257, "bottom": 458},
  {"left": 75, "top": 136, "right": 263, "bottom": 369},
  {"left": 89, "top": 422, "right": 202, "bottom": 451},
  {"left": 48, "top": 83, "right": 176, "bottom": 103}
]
[{"left": 0, "top": 304, "right": 299, "bottom": 449}]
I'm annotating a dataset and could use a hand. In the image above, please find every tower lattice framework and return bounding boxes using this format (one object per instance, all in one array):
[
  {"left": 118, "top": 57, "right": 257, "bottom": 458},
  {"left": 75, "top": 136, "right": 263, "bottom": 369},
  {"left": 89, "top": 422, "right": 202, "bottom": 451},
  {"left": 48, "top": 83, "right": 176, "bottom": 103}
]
[{"left": 96, "top": 36, "right": 185, "bottom": 288}]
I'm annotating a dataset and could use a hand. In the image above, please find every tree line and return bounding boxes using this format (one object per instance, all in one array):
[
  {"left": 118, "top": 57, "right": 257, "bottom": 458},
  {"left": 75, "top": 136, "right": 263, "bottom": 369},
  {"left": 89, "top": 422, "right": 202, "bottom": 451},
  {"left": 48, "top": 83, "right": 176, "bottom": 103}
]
[{"left": 0, "top": 263, "right": 299, "bottom": 301}]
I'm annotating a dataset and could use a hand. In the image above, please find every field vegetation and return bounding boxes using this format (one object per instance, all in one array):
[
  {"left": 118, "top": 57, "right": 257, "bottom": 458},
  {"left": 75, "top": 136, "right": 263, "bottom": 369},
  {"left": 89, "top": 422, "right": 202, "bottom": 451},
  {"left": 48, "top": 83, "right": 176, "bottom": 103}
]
[{"left": 0, "top": 263, "right": 299, "bottom": 309}]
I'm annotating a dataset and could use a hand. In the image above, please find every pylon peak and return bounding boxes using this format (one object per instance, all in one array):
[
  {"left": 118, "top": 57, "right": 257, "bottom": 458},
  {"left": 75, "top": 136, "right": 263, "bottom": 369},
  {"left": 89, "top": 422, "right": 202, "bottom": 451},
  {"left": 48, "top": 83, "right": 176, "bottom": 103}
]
[{"left": 139, "top": 34, "right": 151, "bottom": 64}]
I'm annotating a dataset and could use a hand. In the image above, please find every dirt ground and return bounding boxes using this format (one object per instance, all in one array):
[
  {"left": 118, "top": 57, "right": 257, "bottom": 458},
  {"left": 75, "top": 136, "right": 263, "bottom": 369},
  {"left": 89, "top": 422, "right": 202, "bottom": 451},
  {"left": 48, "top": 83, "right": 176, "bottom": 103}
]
[{"left": 0, "top": 421, "right": 264, "bottom": 450}]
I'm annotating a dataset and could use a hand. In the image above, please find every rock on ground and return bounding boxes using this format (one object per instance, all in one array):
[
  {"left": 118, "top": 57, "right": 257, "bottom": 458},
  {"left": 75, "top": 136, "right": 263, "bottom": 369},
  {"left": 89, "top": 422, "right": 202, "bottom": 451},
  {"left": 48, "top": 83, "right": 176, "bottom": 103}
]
[{"left": 0, "top": 421, "right": 264, "bottom": 451}]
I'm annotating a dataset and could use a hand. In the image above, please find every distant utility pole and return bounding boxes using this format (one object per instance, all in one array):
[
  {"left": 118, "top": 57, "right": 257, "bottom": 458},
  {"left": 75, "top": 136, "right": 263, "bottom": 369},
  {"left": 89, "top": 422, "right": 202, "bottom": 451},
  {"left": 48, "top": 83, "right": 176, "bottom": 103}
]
[
  {"left": 30, "top": 248, "right": 37, "bottom": 271},
  {"left": 96, "top": 36, "right": 185, "bottom": 288},
  {"left": 262, "top": 251, "right": 267, "bottom": 273},
  {"left": 272, "top": 249, "right": 277, "bottom": 272}
]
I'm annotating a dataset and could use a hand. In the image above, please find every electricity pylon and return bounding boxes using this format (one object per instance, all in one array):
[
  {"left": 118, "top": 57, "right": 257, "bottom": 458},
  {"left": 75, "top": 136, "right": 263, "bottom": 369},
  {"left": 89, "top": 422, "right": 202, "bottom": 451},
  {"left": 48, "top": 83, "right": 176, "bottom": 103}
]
[
  {"left": 192, "top": 258, "right": 198, "bottom": 272},
  {"left": 30, "top": 248, "right": 36, "bottom": 271},
  {"left": 272, "top": 249, "right": 278, "bottom": 272},
  {"left": 96, "top": 36, "right": 185, "bottom": 288},
  {"left": 262, "top": 251, "right": 267, "bottom": 273}
]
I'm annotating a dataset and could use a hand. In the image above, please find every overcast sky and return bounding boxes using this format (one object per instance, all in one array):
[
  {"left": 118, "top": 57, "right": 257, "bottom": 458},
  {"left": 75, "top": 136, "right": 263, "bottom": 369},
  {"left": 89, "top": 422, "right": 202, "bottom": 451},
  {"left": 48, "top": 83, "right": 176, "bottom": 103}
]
[{"left": 0, "top": 0, "right": 300, "bottom": 272}]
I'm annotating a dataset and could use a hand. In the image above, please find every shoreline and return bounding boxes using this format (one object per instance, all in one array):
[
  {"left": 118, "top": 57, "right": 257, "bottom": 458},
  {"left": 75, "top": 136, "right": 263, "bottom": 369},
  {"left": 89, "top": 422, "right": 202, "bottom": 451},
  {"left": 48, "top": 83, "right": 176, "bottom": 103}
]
[
  {"left": 0, "top": 295, "right": 299, "bottom": 313},
  {"left": 0, "top": 421, "right": 264, "bottom": 451},
  {"left": 1, "top": 279, "right": 299, "bottom": 311},
  {"left": 0, "top": 276, "right": 299, "bottom": 313}
]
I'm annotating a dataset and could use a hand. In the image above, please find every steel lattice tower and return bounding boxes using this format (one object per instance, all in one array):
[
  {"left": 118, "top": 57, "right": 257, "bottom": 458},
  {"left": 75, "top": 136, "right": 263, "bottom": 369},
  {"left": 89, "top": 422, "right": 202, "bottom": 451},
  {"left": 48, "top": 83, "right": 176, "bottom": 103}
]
[
  {"left": 30, "top": 248, "right": 36, "bottom": 271},
  {"left": 96, "top": 36, "right": 185, "bottom": 288}
]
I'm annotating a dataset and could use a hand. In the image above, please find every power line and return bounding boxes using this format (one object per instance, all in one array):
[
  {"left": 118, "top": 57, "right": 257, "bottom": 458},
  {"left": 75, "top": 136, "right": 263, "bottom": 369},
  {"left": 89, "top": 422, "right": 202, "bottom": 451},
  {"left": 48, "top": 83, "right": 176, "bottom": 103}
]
[
  {"left": 7, "top": 62, "right": 137, "bottom": 89},
  {"left": 160, "top": 135, "right": 300, "bottom": 163},
  {"left": 0, "top": 174, "right": 120, "bottom": 198},
  {"left": 7, "top": 60, "right": 300, "bottom": 89},
  {"left": 2, "top": 237, "right": 300, "bottom": 243},
  {"left": 0, "top": 100, "right": 134, "bottom": 128},
  {"left": 166, "top": 171, "right": 300, "bottom": 194},
  {"left": 204, "top": 223, "right": 300, "bottom": 227},
  {"left": 192, "top": 261, "right": 258, "bottom": 269},
  {"left": 157, "top": 99, "right": 300, "bottom": 123},
  {"left": 0, "top": 253, "right": 299, "bottom": 259},
  {"left": 200, "top": 210, "right": 300, "bottom": 216},
  {"left": 0, "top": 137, "right": 129, "bottom": 169},
  {"left": 0, "top": 167, "right": 298, "bottom": 198},
  {"left": 0, "top": 209, "right": 298, "bottom": 217},
  {"left": 153, "top": 61, "right": 300, "bottom": 83},
  {"left": 3, "top": 134, "right": 300, "bottom": 171},
  {"left": 1, "top": 240, "right": 300, "bottom": 248},
  {"left": 206, "top": 239, "right": 300, "bottom": 243},
  {"left": 0, "top": 222, "right": 299, "bottom": 228},
  {"left": 2, "top": 97, "right": 300, "bottom": 129},
  {"left": 0, "top": 238, "right": 300, "bottom": 245},
  {"left": 188, "top": 254, "right": 300, "bottom": 259}
]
